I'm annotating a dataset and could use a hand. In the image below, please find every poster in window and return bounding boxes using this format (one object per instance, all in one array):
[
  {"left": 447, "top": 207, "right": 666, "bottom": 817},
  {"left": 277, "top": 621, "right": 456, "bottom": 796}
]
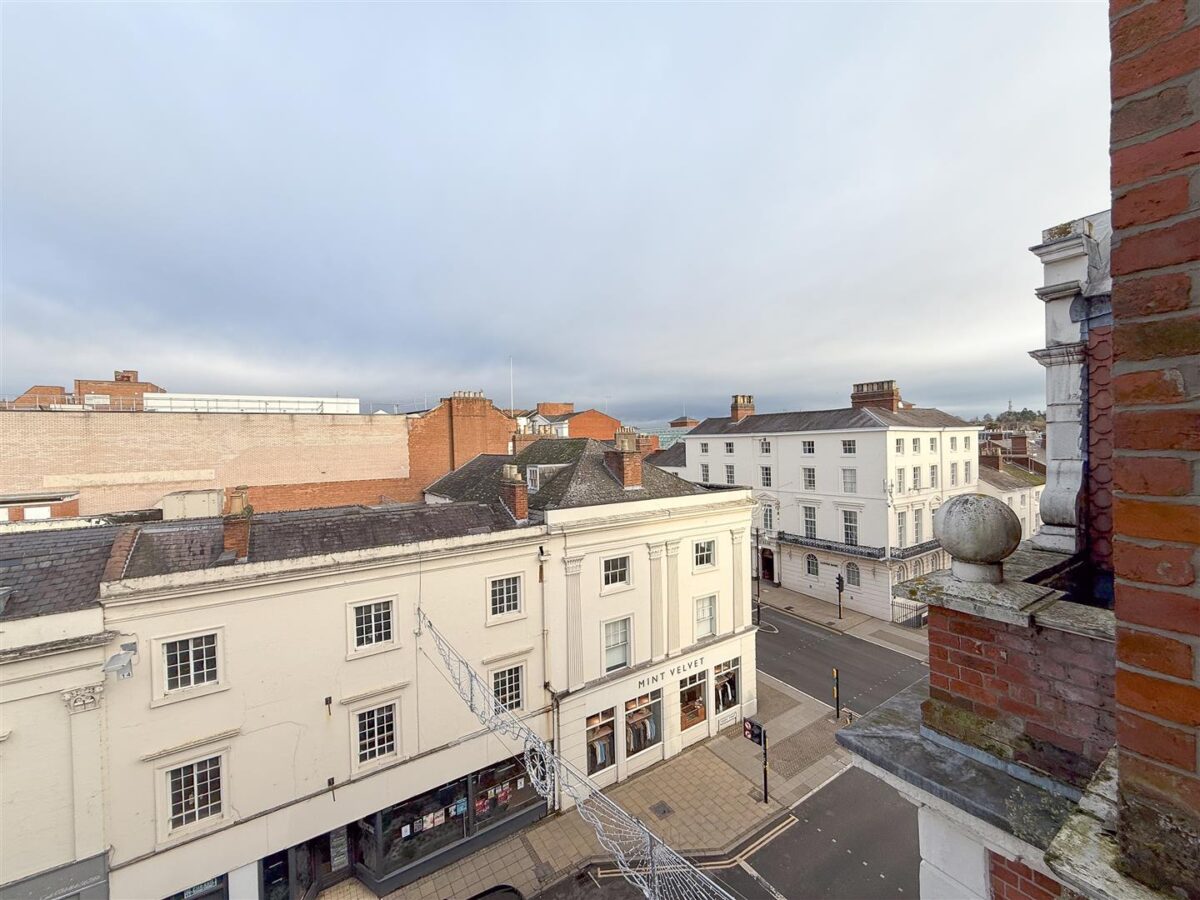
[
  {"left": 329, "top": 826, "right": 350, "bottom": 871},
  {"left": 455, "top": 798, "right": 467, "bottom": 816},
  {"left": 401, "top": 825, "right": 411, "bottom": 839}
]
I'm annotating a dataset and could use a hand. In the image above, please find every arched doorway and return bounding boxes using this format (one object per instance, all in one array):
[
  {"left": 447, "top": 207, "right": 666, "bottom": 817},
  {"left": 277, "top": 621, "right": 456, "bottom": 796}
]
[{"left": 760, "top": 548, "right": 775, "bottom": 583}]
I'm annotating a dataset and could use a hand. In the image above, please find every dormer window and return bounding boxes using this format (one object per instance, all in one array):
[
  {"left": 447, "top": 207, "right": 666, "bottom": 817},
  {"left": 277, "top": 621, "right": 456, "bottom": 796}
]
[{"left": 527, "top": 467, "right": 540, "bottom": 493}]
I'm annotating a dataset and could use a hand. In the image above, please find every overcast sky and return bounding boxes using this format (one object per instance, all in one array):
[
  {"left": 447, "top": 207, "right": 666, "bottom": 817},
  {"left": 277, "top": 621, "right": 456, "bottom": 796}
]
[{"left": 1, "top": 2, "right": 1110, "bottom": 424}]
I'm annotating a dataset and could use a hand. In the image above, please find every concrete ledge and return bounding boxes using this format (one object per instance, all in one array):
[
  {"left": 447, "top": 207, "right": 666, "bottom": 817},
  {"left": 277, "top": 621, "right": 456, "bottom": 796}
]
[{"left": 836, "top": 681, "right": 1076, "bottom": 850}]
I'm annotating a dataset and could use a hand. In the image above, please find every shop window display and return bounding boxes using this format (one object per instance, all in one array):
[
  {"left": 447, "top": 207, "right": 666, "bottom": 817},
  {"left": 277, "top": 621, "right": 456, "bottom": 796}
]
[
  {"left": 715, "top": 658, "right": 740, "bottom": 714},
  {"left": 587, "top": 708, "right": 616, "bottom": 774},
  {"left": 625, "top": 690, "right": 663, "bottom": 756},
  {"left": 679, "top": 671, "right": 708, "bottom": 731}
]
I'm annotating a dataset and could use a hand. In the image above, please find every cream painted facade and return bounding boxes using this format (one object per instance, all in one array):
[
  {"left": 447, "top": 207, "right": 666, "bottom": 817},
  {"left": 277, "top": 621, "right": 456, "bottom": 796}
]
[
  {"left": 977, "top": 475, "right": 1044, "bottom": 541},
  {"left": 84, "top": 489, "right": 755, "bottom": 899},
  {"left": 0, "top": 608, "right": 112, "bottom": 899},
  {"left": 680, "top": 424, "right": 978, "bottom": 621}
]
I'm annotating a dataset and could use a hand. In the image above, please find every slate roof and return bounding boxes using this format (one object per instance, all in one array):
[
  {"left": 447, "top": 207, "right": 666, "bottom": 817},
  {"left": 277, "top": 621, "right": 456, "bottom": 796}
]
[
  {"left": 426, "top": 438, "right": 705, "bottom": 512},
  {"left": 688, "top": 405, "right": 969, "bottom": 435},
  {"left": 0, "top": 526, "right": 120, "bottom": 620},
  {"left": 647, "top": 442, "right": 686, "bottom": 468},
  {"left": 979, "top": 463, "right": 1047, "bottom": 492},
  {"left": 121, "top": 502, "right": 518, "bottom": 577}
]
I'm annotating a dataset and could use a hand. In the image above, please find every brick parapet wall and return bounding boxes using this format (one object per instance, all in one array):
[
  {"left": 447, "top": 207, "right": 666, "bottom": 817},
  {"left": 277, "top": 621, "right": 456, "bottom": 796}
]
[
  {"left": 988, "top": 851, "right": 1081, "bottom": 900},
  {"left": 1109, "top": 0, "right": 1200, "bottom": 892},
  {"left": 924, "top": 606, "right": 1115, "bottom": 788}
]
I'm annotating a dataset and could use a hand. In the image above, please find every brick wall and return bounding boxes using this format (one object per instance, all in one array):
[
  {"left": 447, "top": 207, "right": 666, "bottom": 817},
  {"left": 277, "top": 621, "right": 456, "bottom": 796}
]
[
  {"left": 566, "top": 409, "right": 622, "bottom": 441},
  {"left": 988, "top": 851, "right": 1080, "bottom": 900},
  {"left": 1108, "top": 0, "right": 1200, "bottom": 892},
  {"left": 74, "top": 376, "right": 165, "bottom": 408},
  {"left": 1, "top": 410, "right": 414, "bottom": 514},
  {"left": 924, "top": 606, "right": 1115, "bottom": 788}
]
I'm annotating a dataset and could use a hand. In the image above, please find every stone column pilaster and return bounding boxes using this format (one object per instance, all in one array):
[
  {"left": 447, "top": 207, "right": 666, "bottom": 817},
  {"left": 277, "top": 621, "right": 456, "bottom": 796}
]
[
  {"left": 665, "top": 540, "right": 681, "bottom": 653},
  {"left": 63, "top": 684, "right": 105, "bottom": 858},
  {"left": 647, "top": 542, "right": 666, "bottom": 660},
  {"left": 730, "top": 528, "right": 746, "bottom": 631},
  {"left": 564, "top": 556, "right": 585, "bottom": 690}
]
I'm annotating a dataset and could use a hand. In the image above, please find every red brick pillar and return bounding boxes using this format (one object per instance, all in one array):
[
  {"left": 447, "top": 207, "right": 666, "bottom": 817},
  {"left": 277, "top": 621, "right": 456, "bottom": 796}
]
[{"left": 1109, "top": 0, "right": 1200, "bottom": 892}]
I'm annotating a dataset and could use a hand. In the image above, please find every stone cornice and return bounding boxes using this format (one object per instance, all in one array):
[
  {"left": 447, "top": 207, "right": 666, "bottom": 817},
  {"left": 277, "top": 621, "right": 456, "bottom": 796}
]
[
  {"left": 1029, "top": 342, "right": 1086, "bottom": 368},
  {"left": 1035, "top": 280, "right": 1082, "bottom": 303}
]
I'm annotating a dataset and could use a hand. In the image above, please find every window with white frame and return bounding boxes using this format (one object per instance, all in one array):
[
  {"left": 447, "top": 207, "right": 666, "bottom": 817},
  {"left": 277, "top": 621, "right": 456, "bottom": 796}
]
[
  {"left": 357, "top": 702, "right": 398, "bottom": 763},
  {"left": 843, "top": 510, "right": 858, "bottom": 546},
  {"left": 896, "top": 438, "right": 904, "bottom": 455},
  {"left": 490, "top": 575, "right": 522, "bottom": 616},
  {"left": 725, "top": 465, "right": 736, "bottom": 485},
  {"left": 603, "top": 555, "right": 631, "bottom": 588},
  {"left": 700, "top": 442, "right": 709, "bottom": 454},
  {"left": 605, "top": 618, "right": 631, "bottom": 672},
  {"left": 167, "top": 756, "right": 223, "bottom": 831},
  {"left": 950, "top": 462, "right": 959, "bottom": 486},
  {"left": 694, "top": 539, "right": 715, "bottom": 568},
  {"left": 679, "top": 671, "right": 708, "bottom": 731},
  {"left": 354, "top": 600, "right": 393, "bottom": 648},
  {"left": 164, "top": 634, "right": 219, "bottom": 692},
  {"left": 965, "top": 461, "right": 973, "bottom": 483},
  {"left": 700, "top": 463, "right": 710, "bottom": 483},
  {"left": 724, "top": 442, "right": 735, "bottom": 454},
  {"left": 930, "top": 464, "right": 939, "bottom": 487},
  {"left": 802, "top": 440, "right": 815, "bottom": 454},
  {"left": 1021, "top": 494, "right": 1027, "bottom": 506},
  {"left": 842, "top": 468, "right": 857, "bottom": 493},
  {"left": 842, "top": 439, "right": 856, "bottom": 455},
  {"left": 803, "top": 506, "right": 817, "bottom": 539},
  {"left": 527, "top": 467, "right": 540, "bottom": 493},
  {"left": 760, "top": 465, "right": 772, "bottom": 487},
  {"left": 695, "top": 595, "right": 716, "bottom": 639},
  {"left": 951, "top": 436, "right": 958, "bottom": 451},
  {"left": 762, "top": 504, "right": 774, "bottom": 532},
  {"left": 897, "top": 511, "right": 908, "bottom": 548},
  {"left": 896, "top": 468, "right": 906, "bottom": 493},
  {"left": 806, "top": 554, "right": 819, "bottom": 577},
  {"left": 913, "top": 467, "right": 921, "bottom": 490},
  {"left": 803, "top": 467, "right": 816, "bottom": 491},
  {"left": 846, "top": 562, "right": 861, "bottom": 587},
  {"left": 915, "top": 509, "right": 924, "bottom": 543},
  {"left": 965, "top": 436, "right": 972, "bottom": 450},
  {"left": 492, "top": 665, "right": 523, "bottom": 711},
  {"left": 913, "top": 438, "right": 921, "bottom": 453},
  {"left": 930, "top": 437, "right": 938, "bottom": 453},
  {"left": 760, "top": 439, "right": 771, "bottom": 454}
]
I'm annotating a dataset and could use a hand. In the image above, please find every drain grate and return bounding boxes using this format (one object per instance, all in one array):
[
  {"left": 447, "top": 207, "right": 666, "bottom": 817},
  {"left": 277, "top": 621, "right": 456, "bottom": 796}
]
[{"left": 649, "top": 801, "right": 674, "bottom": 819}]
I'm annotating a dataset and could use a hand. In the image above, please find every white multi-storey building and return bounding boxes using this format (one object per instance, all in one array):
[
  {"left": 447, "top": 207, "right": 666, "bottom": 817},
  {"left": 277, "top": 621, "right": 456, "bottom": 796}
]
[
  {"left": 0, "top": 432, "right": 756, "bottom": 900},
  {"left": 976, "top": 449, "right": 1045, "bottom": 541},
  {"left": 677, "top": 384, "right": 980, "bottom": 622}
]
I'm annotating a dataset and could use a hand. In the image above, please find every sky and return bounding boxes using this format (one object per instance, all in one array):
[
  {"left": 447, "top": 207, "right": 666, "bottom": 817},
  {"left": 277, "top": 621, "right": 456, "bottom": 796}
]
[{"left": 1, "top": 2, "right": 1111, "bottom": 424}]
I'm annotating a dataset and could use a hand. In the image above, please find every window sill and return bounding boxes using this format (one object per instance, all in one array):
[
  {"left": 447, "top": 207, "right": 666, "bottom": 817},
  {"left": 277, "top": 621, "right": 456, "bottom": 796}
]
[
  {"left": 150, "top": 682, "right": 230, "bottom": 709},
  {"left": 345, "top": 641, "right": 401, "bottom": 662},
  {"left": 691, "top": 563, "right": 717, "bottom": 575},
  {"left": 485, "top": 610, "right": 529, "bottom": 628},
  {"left": 599, "top": 583, "right": 635, "bottom": 598},
  {"left": 158, "top": 812, "right": 229, "bottom": 849},
  {"left": 352, "top": 751, "right": 404, "bottom": 777}
]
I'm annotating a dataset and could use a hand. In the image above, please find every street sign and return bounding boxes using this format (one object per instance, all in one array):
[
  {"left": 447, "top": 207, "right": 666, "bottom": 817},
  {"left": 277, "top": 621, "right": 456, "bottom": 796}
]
[{"left": 743, "top": 718, "right": 764, "bottom": 745}]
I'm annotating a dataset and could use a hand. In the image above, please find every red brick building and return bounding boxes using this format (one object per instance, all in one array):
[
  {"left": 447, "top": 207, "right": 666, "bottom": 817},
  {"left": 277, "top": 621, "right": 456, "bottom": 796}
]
[
  {"left": 840, "top": 4, "right": 1199, "bottom": 896},
  {"left": 527, "top": 402, "right": 623, "bottom": 441},
  {"left": 9, "top": 369, "right": 165, "bottom": 410}
]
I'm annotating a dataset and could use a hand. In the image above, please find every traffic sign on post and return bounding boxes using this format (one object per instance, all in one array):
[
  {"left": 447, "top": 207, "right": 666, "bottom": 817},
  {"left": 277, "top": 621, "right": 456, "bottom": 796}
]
[{"left": 743, "top": 718, "right": 764, "bottom": 745}]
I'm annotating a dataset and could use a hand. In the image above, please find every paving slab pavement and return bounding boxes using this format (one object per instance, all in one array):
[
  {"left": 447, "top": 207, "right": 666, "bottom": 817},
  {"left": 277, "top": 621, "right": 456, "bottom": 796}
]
[{"left": 318, "top": 673, "right": 848, "bottom": 900}]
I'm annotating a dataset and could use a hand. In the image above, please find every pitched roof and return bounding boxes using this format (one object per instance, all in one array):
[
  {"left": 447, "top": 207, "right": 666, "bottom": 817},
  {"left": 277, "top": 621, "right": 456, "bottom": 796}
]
[
  {"left": 647, "top": 442, "right": 686, "bottom": 468},
  {"left": 979, "top": 462, "right": 1047, "bottom": 492},
  {"left": 0, "top": 526, "right": 120, "bottom": 620},
  {"left": 122, "top": 503, "right": 517, "bottom": 578},
  {"left": 426, "top": 438, "right": 705, "bottom": 512},
  {"left": 688, "top": 405, "right": 969, "bottom": 435}
]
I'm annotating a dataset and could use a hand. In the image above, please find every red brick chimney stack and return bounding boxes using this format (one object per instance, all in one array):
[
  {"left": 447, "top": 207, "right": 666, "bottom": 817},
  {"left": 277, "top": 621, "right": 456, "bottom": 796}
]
[
  {"left": 499, "top": 463, "right": 528, "bottom": 523},
  {"left": 606, "top": 427, "right": 643, "bottom": 489},
  {"left": 981, "top": 447, "right": 1003, "bottom": 470},
  {"left": 850, "top": 380, "right": 902, "bottom": 412},
  {"left": 730, "top": 394, "right": 755, "bottom": 423},
  {"left": 635, "top": 434, "right": 660, "bottom": 458}
]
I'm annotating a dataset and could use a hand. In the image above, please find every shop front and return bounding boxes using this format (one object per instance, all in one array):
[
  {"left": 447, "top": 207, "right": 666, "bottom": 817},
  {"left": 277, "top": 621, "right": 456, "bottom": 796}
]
[
  {"left": 255, "top": 754, "right": 546, "bottom": 899},
  {"left": 571, "top": 636, "right": 754, "bottom": 789}
]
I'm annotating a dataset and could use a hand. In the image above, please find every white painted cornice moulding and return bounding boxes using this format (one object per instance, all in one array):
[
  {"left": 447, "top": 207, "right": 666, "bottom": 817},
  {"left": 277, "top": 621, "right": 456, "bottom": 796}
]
[
  {"left": 1035, "top": 281, "right": 1083, "bottom": 303},
  {"left": 1030, "top": 235, "right": 1088, "bottom": 264},
  {"left": 1029, "top": 343, "right": 1086, "bottom": 368}
]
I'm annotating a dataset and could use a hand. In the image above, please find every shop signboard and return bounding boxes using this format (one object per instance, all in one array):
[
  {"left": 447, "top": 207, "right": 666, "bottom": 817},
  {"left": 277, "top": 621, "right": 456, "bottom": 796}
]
[{"left": 329, "top": 826, "right": 349, "bottom": 872}]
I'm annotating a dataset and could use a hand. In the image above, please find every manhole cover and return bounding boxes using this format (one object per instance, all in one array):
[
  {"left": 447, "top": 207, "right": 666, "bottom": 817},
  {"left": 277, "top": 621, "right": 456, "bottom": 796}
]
[{"left": 649, "top": 801, "right": 674, "bottom": 819}]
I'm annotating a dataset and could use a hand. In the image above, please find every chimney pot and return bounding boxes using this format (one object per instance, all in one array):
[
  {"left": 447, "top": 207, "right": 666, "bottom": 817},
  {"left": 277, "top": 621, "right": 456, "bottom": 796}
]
[
  {"left": 500, "top": 464, "right": 529, "bottom": 522},
  {"left": 730, "top": 394, "right": 755, "bottom": 422}
]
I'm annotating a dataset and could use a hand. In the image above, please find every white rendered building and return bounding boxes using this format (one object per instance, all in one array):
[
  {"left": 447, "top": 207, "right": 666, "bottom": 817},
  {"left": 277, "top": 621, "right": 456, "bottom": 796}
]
[
  {"left": 976, "top": 451, "right": 1045, "bottom": 541},
  {"left": 678, "top": 385, "right": 980, "bottom": 622},
  {"left": 0, "top": 432, "right": 755, "bottom": 900}
]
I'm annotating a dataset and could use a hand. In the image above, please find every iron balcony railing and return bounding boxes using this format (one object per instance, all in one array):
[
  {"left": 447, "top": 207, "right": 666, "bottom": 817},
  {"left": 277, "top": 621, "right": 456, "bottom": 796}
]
[
  {"left": 891, "top": 539, "right": 942, "bottom": 560},
  {"left": 776, "top": 531, "right": 887, "bottom": 559}
]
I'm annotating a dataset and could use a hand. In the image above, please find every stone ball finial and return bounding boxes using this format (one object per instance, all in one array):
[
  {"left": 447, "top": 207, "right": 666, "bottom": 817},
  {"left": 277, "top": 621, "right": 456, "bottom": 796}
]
[{"left": 934, "top": 493, "right": 1022, "bottom": 584}]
